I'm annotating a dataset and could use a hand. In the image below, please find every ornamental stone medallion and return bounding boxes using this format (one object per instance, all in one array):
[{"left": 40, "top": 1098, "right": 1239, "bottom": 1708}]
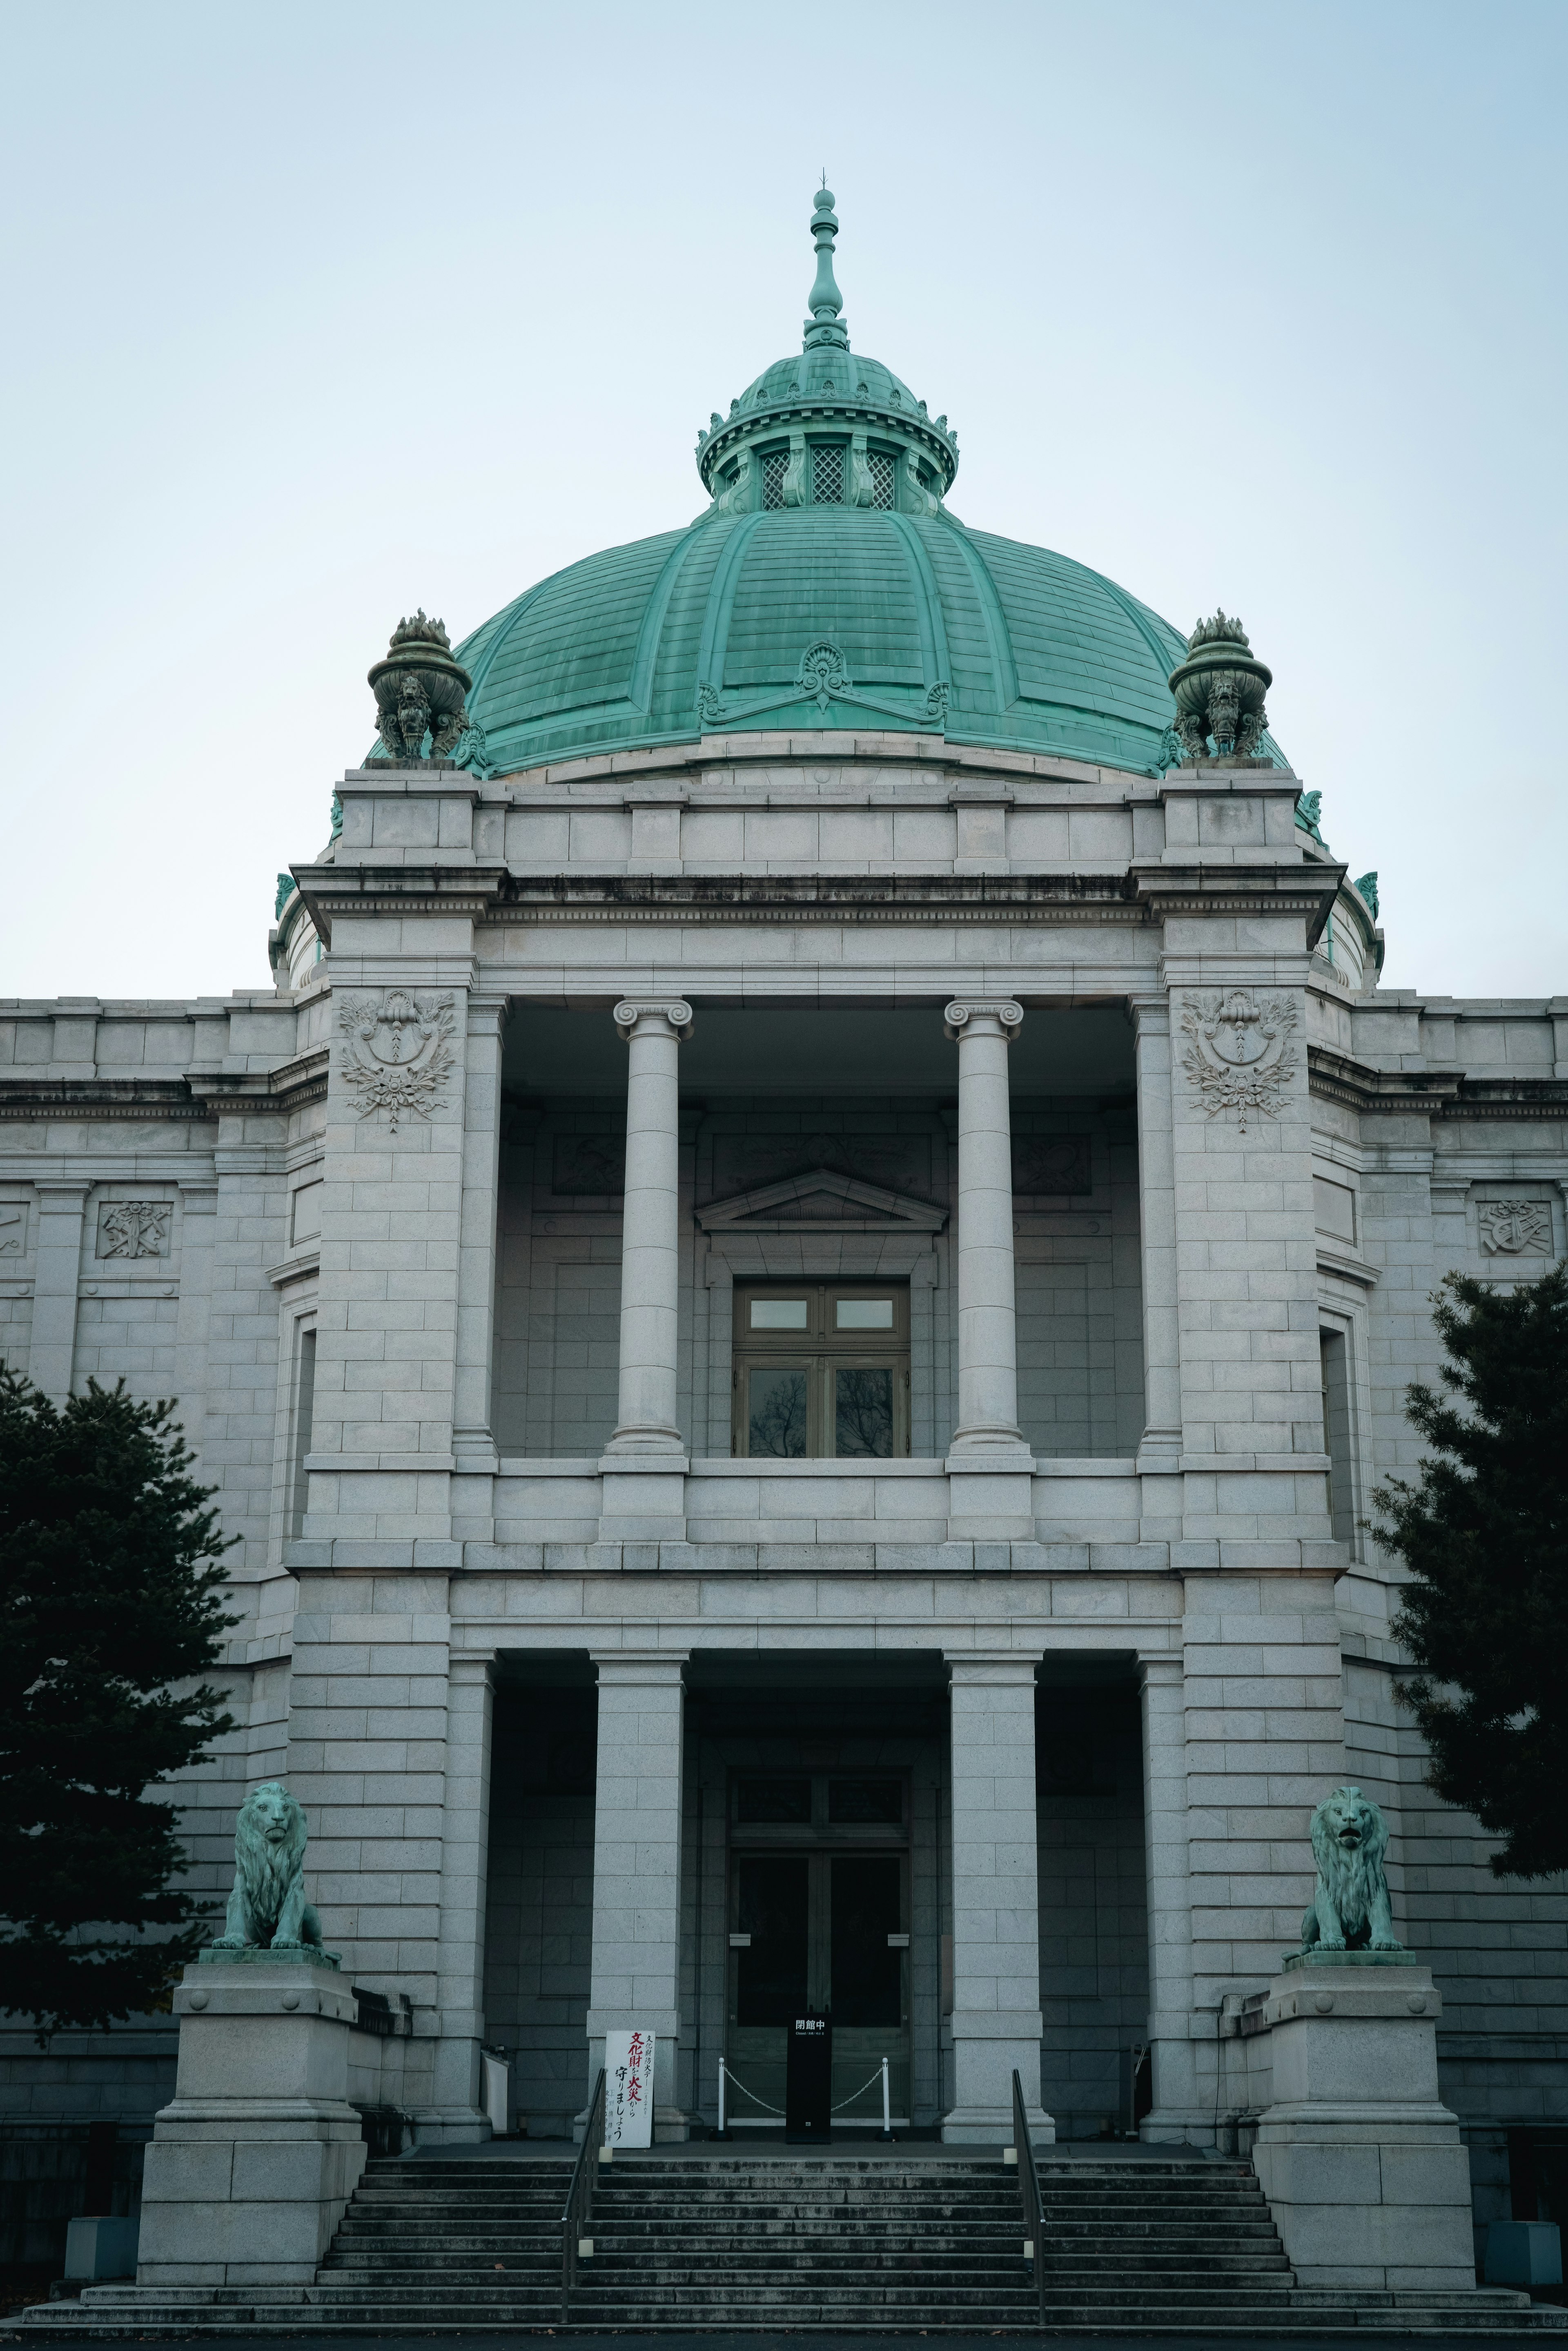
[
  {"left": 1180, "top": 989, "right": 1298, "bottom": 1129},
  {"left": 1476, "top": 1199, "right": 1554, "bottom": 1255},
  {"left": 337, "top": 989, "right": 456, "bottom": 1131},
  {"left": 97, "top": 1200, "right": 172, "bottom": 1259}
]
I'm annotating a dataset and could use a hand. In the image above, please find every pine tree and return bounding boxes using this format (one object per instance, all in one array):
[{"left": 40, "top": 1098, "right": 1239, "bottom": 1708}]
[
  {"left": 0, "top": 1368, "right": 235, "bottom": 2032},
  {"left": 1375, "top": 1263, "right": 1568, "bottom": 1879}
]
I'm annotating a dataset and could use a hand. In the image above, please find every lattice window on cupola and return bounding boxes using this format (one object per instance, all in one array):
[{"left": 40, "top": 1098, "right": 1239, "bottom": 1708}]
[
  {"left": 812, "top": 444, "right": 844, "bottom": 504},
  {"left": 869, "top": 452, "right": 895, "bottom": 510},
  {"left": 761, "top": 450, "right": 789, "bottom": 510}
]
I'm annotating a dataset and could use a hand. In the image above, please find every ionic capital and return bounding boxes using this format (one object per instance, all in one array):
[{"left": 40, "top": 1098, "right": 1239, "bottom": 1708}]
[
  {"left": 614, "top": 998, "right": 693, "bottom": 1041},
  {"left": 943, "top": 998, "right": 1022, "bottom": 1042}
]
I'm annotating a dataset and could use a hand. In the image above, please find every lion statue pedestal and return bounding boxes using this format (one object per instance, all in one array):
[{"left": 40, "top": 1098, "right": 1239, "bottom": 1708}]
[
  {"left": 1250, "top": 1953, "right": 1476, "bottom": 2292},
  {"left": 1243, "top": 1790, "right": 1475, "bottom": 2294},
  {"left": 135, "top": 1954, "right": 367, "bottom": 2289},
  {"left": 135, "top": 1784, "right": 366, "bottom": 2291}
]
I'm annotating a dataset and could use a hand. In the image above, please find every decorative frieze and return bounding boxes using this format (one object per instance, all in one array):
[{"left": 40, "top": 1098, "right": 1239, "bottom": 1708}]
[{"left": 1180, "top": 989, "right": 1298, "bottom": 1130}]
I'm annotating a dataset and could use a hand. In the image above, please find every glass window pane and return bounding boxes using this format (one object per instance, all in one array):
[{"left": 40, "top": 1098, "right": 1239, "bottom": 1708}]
[
  {"left": 835, "top": 1298, "right": 893, "bottom": 1329},
  {"left": 751, "top": 1298, "right": 808, "bottom": 1329},
  {"left": 828, "top": 1778, "right": 903, "bottom": 1824},
  {"left": 737, "top": 1856, "right": 809, "bottom": 2027},
  {"left": 748, "top": 1365, "right": 808, "bottom": 1456},
  {"left": 830, "top": 1855, "right": 902, "bottom": 2027},
  {"left": 834, "top": 1366, "right": 893, "bottom": 1457},
  {"left": 736, "top": 1777, "right": 812, "bottom": 1823}
]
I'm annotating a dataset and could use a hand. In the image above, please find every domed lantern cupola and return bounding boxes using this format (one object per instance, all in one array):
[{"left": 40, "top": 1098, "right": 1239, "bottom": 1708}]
[{"left": 696, "top": 186, "right": 959, "bottom": 520}]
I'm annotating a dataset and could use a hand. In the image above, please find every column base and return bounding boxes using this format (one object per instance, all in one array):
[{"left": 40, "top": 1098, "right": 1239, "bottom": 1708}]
[
  {"left": 945, "top": 1457, "right": 1034, "bottom": 1540},
  {"left": 597, "top": 1456, "right": 688, "bottom": 1542}
]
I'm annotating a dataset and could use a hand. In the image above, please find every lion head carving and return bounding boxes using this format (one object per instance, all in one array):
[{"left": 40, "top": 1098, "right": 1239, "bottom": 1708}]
[
  {"left": 209, "top": 1781, "right": 334, "bottom": 1960},
  {"left": 1301, "top": 1784, "right": 1402, "bottom": 1954}
]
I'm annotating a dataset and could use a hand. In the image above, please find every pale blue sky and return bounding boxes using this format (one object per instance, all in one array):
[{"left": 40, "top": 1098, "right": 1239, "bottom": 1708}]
[{"left": 4, "top": 0, "right": 1564, "bottom": 1001}]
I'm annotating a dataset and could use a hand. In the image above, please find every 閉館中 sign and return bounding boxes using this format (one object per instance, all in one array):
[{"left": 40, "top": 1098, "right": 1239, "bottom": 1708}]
[{"left": 603, "top": 2029, "right": 655, "bottom": 2148}]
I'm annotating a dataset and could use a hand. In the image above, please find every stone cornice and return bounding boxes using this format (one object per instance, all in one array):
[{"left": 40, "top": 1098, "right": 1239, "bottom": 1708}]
[
  {"left": 1307, "top": 1045, "right": 1568, "bottom": 1119},
  {"left": 0, "top": 1048, "right": 330, "bottom": 1125},
  {"left": 292, "top": 865, "right": 507, "bottom": 945},
  {"left": 187, "top": 1048, "right": 330, "bottom": 1117},
  {"left": 0, "top": 1077, "right": 214, "bottom": 1123},
  {"left": 490, "top": 872, "right": 1147, "bottom": 925},
  {"left": 1130, "top": 861, "right": 1343, "bottom": 949},
  {"left": 1307, "top": 1045, "right": 1463, "bottom": 1115}
]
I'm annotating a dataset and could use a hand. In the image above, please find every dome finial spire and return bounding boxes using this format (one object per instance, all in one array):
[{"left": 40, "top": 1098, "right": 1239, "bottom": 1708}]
[{"left": 803, "top": 181, "right": 848, "bottom": 352}]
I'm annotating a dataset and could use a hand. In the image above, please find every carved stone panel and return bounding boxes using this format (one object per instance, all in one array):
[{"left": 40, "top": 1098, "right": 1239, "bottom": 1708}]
[
  {"left": 97, "top": 1201, "right": 171, "bottom": 1260},
  {"left": 336, "top": 990, "right": 456, "bottom": 1131},
  {"left": 1180, "top": 989, "right": 1298, "bottom": 1129},
  {"left": 552, "top": 1134, "right": 626, "bottom": 1195},
  {"left": 1476, "top": 1199, "right": 1555, "bottom": 1256},
  {"left": 1011, "top": 1136, "right": 1092, "bottom": 1197}
]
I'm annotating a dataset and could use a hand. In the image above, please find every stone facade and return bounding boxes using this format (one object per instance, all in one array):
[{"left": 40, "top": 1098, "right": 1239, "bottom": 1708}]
[{"left": 1, "top": 733, "right": 1565, "bottom": 2267}]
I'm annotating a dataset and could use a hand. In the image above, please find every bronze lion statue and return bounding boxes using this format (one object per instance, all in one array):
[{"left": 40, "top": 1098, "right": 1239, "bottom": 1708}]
[
  {"left": 1301, "top": 1784, "right": 1403, "bottom": 1953},
  {"left": 210, "top": 1781, "right": 330, "bottom": 1954}
]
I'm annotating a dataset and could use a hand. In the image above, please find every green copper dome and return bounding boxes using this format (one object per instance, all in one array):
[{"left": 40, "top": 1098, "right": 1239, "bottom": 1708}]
[{"left": 442, "top": 192, "right": 1282, "bottom": 781}]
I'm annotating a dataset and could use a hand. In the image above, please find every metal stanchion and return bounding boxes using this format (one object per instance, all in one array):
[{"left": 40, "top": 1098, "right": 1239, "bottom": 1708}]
[{"left": 880, "top": 2055, "right": 892, "bottom": 2140}]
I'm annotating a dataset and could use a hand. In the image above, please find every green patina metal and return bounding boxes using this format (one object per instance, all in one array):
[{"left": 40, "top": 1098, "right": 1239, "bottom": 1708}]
[
  {"left": 418, "top": 189, "right": 1292, "bottom": 780},
  {"left": 1354, "top": 870, "right": 1379, "bottom": 919},
  {"left": 275, "top": 872, "right": 297, "bottom": 920}
]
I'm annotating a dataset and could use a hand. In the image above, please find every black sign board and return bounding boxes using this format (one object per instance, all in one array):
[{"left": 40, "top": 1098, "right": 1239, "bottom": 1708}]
[{"left": 786, "top": 2012, "right": 832, "bottom": 2142}]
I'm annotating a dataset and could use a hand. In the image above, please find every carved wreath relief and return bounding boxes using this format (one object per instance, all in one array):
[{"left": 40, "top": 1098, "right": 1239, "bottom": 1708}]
[
  {"left": 337, "top": 990, "right": 456, "bottom": 1132},
  {"left": 98, "top": 1201, "right": 171, "bottom": 1259},
  {"left": 1476, "top": 1200, "right": 1554, "bottom": 1256},
  {"left": 1180, "top": 989, "right": 1298, "bottom": 1130}
]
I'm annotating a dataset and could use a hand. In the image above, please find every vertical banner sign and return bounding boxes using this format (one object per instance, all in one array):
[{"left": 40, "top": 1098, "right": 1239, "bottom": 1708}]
[
  {"left": 786, "top": 2013, "right": 832, "bottom": 2142},
  {"left": 603, "top": 2028, "right": 655, "bottom": 2148}
]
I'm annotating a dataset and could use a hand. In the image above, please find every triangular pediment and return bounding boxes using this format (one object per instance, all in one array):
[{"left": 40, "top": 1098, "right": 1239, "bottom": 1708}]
[{"left": 697, "top": 1167, "right": 947, "bottom": 1235}]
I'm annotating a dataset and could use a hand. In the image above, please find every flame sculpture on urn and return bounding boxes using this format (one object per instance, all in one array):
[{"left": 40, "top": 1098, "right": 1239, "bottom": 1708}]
[
  {"left": 1167, "top": 611, "right": 1273, "bottom": 764},
  {"left": 369, "top": 610, "right": 474, "bottom": 763}
]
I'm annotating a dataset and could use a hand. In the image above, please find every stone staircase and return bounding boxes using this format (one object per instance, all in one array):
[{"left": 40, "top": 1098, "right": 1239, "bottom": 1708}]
[{"left": 16, "top": 2147, "right": 1568, "bottom": 2335}]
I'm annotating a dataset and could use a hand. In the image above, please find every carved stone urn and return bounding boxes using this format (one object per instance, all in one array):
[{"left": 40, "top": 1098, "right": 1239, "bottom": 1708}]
[
  {"left": 1167, "top": 611, "right": 1272, "bottom": 762},
  {"left": 369, "top": 611, "right": 474, "bottom": 763}
]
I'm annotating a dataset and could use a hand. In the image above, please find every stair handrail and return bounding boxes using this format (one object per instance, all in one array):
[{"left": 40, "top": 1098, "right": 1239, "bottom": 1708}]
[
  {"left": 1012, "top": 2066, "right": 1047, "bottom": 2326},
  {"left": 560, "top": 2065, "right": 606, "bottom": 2314}
]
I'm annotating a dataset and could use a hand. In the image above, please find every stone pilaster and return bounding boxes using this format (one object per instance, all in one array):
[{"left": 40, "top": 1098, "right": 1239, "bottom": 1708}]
[
  {"left": 172, "top": 1179, "right": 218, "bottom": 1476},
  {"left": 585, "top": 1654, "right": 689, "bottom": 2139},
  {"left": 942, "top": 1655, "right": 1051, "bottom": 2144},
  {"left": 943, "top": 1000, "right": 1031, "bottom": 1540},
  {"left": 1138, "top": 1656, "right": 1202, "bottom": 2141},
  {"left": 1130, "top": 995, "right": 1182, "bottom": 1494},
  {"left": 421, "top": 1657, "right": 496, "bottom": 2140},
  {"left": 452, "top": 995, "right": 509, "bottom": 1541},
  {"left": 305, "top": 931, "right": 475, "bottom": 1550},
  {"left": 29, "top": 1178, "right": 89, "bottom": 1404},
  {"left": 1157, "top": 945, "right": 1333, "bottom": 1561}
]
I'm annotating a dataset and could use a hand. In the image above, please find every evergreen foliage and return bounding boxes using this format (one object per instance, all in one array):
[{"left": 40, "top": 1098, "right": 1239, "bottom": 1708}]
[
  {"left": 1375, "top": 1264, "right": 1568, "bottom": 1880},
  {"left": 0, "top": 1368, "right": 235, "bottom": 2032}
]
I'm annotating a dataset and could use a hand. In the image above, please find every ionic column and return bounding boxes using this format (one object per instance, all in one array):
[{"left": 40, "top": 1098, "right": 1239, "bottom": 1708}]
[
  {"left": 585, "top": 1654, "right": 690, "bottom": 2140},
  {"left": 29, "top": 1180, "right": 90, "bottom": 1405},
  {"left": 601, "top": 999, "right": 691, "bottom": 1540},
  {"left": 943, "top": 1001, "right": 1031, "bottom": 1539},
  {"left": 1138, "top": 1657, "right": 1203, "bottom": 2142},
  {"left": 1130, "top": 993, "right": 1182, "bottom": 1480},
  {"left": 943, "top": 1656, "right": 1052, "bottom": 2144}
]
